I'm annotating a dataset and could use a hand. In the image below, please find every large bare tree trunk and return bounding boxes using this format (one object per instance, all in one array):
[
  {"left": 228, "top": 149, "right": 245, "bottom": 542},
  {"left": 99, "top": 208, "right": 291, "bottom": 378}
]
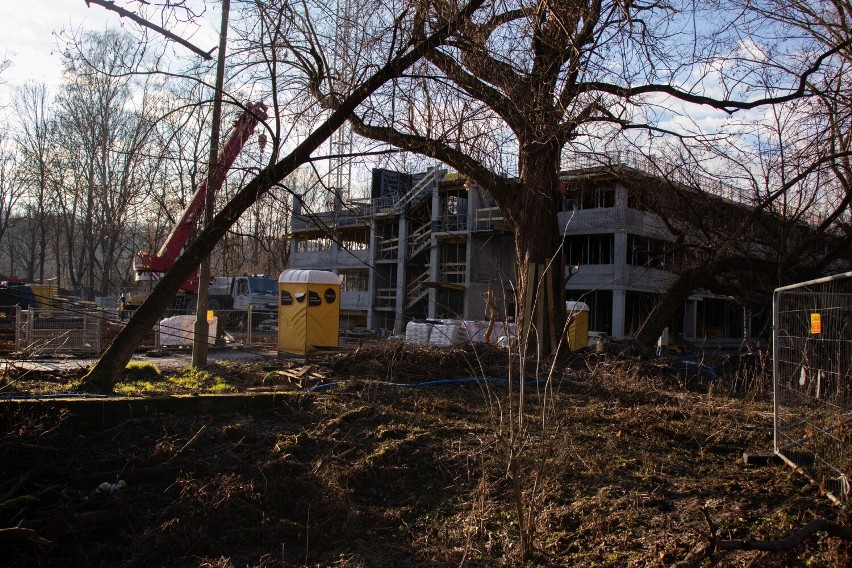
[
  {"left": 635, "top": 267, "right": 710, "bottom": 347},
  {"left": 510, "top": 143, "right": 567, "bottom": 358}
]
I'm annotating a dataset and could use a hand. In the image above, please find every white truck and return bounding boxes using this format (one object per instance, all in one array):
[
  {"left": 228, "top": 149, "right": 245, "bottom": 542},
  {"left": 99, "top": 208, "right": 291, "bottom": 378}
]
[{"left": 208, "top": 275, "right": 279, "bottom": 312}]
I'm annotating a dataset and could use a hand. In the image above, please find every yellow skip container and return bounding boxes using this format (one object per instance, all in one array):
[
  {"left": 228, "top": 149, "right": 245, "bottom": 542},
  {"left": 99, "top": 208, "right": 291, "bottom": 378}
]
[{"left": 278, "top": 269, "right": 341, "bottom": 355}]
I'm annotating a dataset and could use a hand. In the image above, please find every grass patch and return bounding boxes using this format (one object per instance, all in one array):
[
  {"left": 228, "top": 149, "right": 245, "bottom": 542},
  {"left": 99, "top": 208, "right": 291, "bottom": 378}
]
[
  {"left": 114, "top": 365, "right": 237, "bottom": 395},
  {"left": 114, "top": 362, "right": 164, "bottom": 395},
  {"left": 123, "top": 361, "right": 162, "bottom": 381},
  {"left": 208, "top": 376, "right": 237, "bottom": 394},
  {"left": 172, "top": 366, "right": 212, "bottom": 390}
]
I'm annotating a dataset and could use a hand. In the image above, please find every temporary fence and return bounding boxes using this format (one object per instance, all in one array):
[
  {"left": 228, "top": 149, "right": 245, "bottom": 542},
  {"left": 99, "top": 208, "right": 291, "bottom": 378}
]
[
  {"left": 209, "top": 308, "right": 278, "bottom": 347},
  {"left": 773, "top": 271, "right": 852, "bottom": 504},
  {"left": 10, "top": 306, "right": 280, "bottom": 355},
  {"left": 123, "top": 307, "right": 279, "bottom": 348},
  {"left": 15, "top": 307, "right": 102, "bottom": 355}
]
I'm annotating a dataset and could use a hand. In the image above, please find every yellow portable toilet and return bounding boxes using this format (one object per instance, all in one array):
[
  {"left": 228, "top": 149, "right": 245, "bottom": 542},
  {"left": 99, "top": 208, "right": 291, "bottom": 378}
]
[
  {"left": 278, "top": 269, "right": 341, "bottom": 355},
  {"left": 565, "top": 301, "right": 590, "bottom": 351}
]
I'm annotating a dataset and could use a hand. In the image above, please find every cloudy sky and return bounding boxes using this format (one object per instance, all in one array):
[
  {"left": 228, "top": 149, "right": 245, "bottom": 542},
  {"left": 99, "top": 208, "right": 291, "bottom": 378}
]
[
  {"left": 1, "top": 0, "right": 218, "bottom": 89},
  {"left": 0, "top": 0, "right": 115, "bottom": 86}
]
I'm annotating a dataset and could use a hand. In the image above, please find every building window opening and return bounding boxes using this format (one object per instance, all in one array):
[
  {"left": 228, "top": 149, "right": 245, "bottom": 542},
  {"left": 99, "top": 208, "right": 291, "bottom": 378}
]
[
  {"left": 564, "top": 234, "right": 614, "bottom": 265},
  {"left": 341, "top": 229, "right": 369, "bottom": 251},
  {"left": 340, "top": 269, "right": 369, "bottom": 292},
  {"left": 625, "top": 291, "right": 659, "bottom": 336},
  {"left": 627, "top": 188, "right": 648, "bottom": 211},
  {"left": 440, "top": 243, "right": 467, "bottom": 284},
  {"left": 295, "top": 237, "right": 332, "bottom": 253},
  {"left": 567, "top": 289, "right": 612, "bottom": 335},
  {"left": 697, "top": 298, "right": 742, "bottom": 339},
  {"left": 562, "top": 187, "right": 615, "bottom": 210},
  {"left": 626, "top": 234, "right": 674, "bottom": 269}
]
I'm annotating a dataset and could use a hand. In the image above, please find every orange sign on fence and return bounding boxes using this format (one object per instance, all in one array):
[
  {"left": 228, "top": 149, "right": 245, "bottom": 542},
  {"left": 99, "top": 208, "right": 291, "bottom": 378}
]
[{"left": 810, "top": 313, "right": 822, "bottom": 334}]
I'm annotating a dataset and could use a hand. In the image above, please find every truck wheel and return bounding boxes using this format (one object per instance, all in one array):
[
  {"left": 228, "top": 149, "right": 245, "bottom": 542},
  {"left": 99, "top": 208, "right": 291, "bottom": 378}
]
[{"left": 208, "top": 298, "right": 222, "bottom": 310}]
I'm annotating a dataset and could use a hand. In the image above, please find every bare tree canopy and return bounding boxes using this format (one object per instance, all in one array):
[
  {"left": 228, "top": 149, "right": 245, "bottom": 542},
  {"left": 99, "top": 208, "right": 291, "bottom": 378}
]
[
  {"left": 301, "top": 0, "right": 850, "bottom": 354},
  {"left": 80, "top": 0, "right": 487, "bottom": 391}
]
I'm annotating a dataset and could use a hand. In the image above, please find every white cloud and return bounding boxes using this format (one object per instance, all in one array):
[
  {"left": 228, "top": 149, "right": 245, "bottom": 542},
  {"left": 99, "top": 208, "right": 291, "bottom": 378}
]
[{"left": 0, "top": 0, "right": 114, "bottom": 86}]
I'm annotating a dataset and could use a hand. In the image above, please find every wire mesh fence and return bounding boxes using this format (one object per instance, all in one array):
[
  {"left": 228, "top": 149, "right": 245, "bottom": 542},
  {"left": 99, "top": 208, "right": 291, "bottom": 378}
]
[
  {"left": 773, "top": 271, "right": 852, "bottom": 504},
  {"left": 9, "top": 306, "right": 281, "bottom": 355},
  {"left": 15, "top": 307, "right": 103, "bottom": 355},
  {"left": 211, "top": 308, "right": 278, "bottom": 348},
  {"left": 133, "top": 308, "right": 279, "bottom": 349}
]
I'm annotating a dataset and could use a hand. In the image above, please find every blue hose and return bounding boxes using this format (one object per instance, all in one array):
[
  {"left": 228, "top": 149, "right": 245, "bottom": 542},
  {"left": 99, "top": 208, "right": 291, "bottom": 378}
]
[
  {"left": 1, "top": 393, "right": 115, "bottom": 400},
  {"left": 303, "top": 376, "right": 551, "bottom": 392}
]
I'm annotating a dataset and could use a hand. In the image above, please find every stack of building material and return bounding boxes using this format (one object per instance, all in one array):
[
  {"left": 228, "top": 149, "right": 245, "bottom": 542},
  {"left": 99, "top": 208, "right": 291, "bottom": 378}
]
[
  {"left": 158, "top": 315, "right": 217, "bottom": 346},
  {"left": 462, "top": 320, "right": 489, "bottom": 343},
  {"left": 429, "top": 323, "right": 465, "bottom": 346},
  {"left": 405, "top": 321, "right": 433, "bottom": 345},
  {"left": 405, "top": 319, "right": 517, "bottom": 347}
]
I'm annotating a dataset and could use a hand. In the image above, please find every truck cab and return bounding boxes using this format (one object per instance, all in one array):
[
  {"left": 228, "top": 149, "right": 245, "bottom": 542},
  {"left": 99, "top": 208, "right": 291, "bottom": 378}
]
[{"left": 209, "top": 276, "right": 278, "bottom": 312}]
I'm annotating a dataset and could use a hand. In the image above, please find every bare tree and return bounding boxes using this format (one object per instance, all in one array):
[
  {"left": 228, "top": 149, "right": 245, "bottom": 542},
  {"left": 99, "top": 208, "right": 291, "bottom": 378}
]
[
  {"left": 51, "top": 29, "right": 163, "bottom": 299},
  {"left": 299, "top": 0, "right": 849, "bottom": 357},
  {"left": 12, "top": 83, "right": 56, "bottom": 284},
  {"left": 81, "top": 0, "right": 486, "bottom": 390},
  {"left": 632, "top": 0, "right": 852, "bottom": 345},
  {"left": 0, "top": 132, "right": 24, "bottom": 274}
]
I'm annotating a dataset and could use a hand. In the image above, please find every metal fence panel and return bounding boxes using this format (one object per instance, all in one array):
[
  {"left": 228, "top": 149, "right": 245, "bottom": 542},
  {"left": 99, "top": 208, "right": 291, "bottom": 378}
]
[
  {"left": 11, "top": 305, "right": 284, "bottom": 355},
  {"left": 16, "top": 308, "right": 102, "bottom": 355},
  {"left": 210, "top": 308, "right": 278, "bottom": 348},
  {"left": 119, "top": 308, "right": 279, "bottom": 348},
  {"left": 773, "top": 271, "right": 852, "bottom": 503}
]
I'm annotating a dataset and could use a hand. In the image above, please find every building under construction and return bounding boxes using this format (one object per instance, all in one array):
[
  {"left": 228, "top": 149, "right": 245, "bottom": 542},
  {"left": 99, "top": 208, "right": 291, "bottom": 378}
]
[{"left": 289, "top": 153, "right": 779, "bottom": 348}]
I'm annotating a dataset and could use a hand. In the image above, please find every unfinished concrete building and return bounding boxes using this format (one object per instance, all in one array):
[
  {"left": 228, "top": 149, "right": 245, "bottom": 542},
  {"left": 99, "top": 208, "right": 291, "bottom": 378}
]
[{"left": 289, "top": 155, "right": 773, "bottom": 347}]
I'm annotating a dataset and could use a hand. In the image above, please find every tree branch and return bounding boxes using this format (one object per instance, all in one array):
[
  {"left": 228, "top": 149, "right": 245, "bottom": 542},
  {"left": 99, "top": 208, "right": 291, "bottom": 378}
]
[
  {"left": 579, "top": 38, "right": 852, "bottom": 113},
  {"left": 84, "top": 0, "right": 214, "bottom": 60},
  {"left": 80, "top": 0, "right": 487, "bottom": 389},
  {"left": 426, "top": 49, "right": 528, "bottom": 131},
  {"left": 717, "top": 518, "right": 852, "bottom": 553},
  {"left": 347, "top": 112, "right": 518, "bottom": 203}
]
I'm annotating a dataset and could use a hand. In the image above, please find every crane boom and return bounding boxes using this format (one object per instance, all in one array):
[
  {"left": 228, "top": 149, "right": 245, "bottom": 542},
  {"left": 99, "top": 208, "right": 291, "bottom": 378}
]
[{"left": 134, "top": 102, "right": 268, "bottom": 291}]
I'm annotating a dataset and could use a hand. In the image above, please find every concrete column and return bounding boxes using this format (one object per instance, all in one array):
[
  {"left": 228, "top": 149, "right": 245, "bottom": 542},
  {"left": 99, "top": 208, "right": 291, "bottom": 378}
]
[
  {"left": 366, "top": 220, "right": 378, "bottom": 329},
  {"left": 611, "top": 182, "right": 628, "bottom": 336},
  {"left": 428, "top": 181, "right": 441, "bottom": 319},
  {"left": 331, "top": 230, "right": 339, "bottom": 267},
  {"left": 613, "top": 232, "right": 627, "bottom": 282},
  {"left": 613, "top": 183, "right": 628, "bottom": 286},
  {"left": 395, "top": 215, "right": 409, "bottom": 333},
  {"left": 612, "top": 288, "right": 626, "bottom": 337},
  {"left": 463, "top": 200, "right": 475, "bottom": 318}
]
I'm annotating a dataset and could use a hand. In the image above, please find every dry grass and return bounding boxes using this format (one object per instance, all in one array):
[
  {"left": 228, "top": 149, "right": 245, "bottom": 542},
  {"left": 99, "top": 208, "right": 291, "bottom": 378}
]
[{"left": 0, "top": 343, "right": 848, "bottom": 567}]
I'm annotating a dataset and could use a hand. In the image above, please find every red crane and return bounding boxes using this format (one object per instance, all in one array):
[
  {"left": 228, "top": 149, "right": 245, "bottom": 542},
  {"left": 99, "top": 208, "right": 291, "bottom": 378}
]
[{"left": 133, "top": 102, "right": 268, "bottom": 292}]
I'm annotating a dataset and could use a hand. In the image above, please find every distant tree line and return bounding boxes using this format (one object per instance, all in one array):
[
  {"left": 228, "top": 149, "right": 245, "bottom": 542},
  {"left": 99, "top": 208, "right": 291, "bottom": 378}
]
[{"left": 0, "top": 29, "right": 292, "bottom": 300}]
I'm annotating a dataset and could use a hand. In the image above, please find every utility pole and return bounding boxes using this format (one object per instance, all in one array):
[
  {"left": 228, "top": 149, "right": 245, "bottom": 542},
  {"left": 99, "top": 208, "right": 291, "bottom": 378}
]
[{"left": 193, "top": 0, "right": 230, "bottom": 367}]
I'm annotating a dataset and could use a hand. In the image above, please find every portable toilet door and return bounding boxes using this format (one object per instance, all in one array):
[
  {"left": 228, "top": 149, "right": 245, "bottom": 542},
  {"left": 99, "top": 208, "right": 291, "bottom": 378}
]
[
  {"left": 278, "top": 269, "right": 341, "bottom": 355},
  {"left": 565, "top": 301, "right": 590, "bottom": 351}
]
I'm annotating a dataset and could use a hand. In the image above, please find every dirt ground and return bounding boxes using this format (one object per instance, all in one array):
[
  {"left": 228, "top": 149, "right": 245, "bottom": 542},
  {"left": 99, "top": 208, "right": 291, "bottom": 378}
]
[{"left": 1, "top": 342, "right": 849, "bottom": 567}]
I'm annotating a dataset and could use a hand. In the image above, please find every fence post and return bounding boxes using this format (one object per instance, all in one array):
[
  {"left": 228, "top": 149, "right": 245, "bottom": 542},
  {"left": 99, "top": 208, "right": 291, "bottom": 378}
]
[
  {"left": 247, "top": 306, "right": 253, "bottom": 346},
  {"left": 772, "top": 288, "right": 780, "bottom": 455},
  {"left": 26, "top": 307, "right": 33, "bottom": 349},
  {"left": 15, "top": 305, "right": 21, "bottom": 351}
]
